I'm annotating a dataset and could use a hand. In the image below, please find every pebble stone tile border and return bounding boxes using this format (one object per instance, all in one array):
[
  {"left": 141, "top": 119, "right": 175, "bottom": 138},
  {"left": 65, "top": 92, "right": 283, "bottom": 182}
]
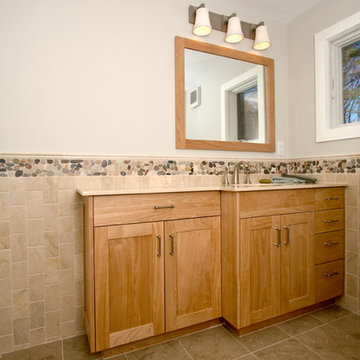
[{"left": 0, "top": 156, "right": 359, "bottom": 177}]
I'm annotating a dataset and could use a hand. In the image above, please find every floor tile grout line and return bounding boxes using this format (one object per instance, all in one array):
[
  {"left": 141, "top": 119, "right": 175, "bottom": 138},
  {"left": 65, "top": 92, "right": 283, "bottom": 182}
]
[
  {"left": 177, "top": 338, "right": 195, "bottom": 360},
  {"left": 222, "top": 324, "right": 253, "bottom": 355}
]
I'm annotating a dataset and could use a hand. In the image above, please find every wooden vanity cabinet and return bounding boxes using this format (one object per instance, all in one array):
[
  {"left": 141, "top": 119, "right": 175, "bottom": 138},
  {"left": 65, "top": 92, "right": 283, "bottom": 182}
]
[
  {"left": 83, "top": 191, "right": 221, "bottom": 352},
  {"left": 221, "top": 188, "right": 344, "bottom": 331}
]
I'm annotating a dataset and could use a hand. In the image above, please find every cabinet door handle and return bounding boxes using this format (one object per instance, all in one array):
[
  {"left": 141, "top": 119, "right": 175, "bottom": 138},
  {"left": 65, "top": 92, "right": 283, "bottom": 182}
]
[
  {"left": 324, "top": 219, "right": 339, "bottom": 223},
  {"left": 274, "top": 227, "right": 281, "bottom": 247},
  {"left": 283, "top": 225, "right": 290, "bottom": 245},
  {"left": 169, "top": 234, "right": 175, "bottom": 255},
  {"left": 323, "top": 197, "right": 339, "bottom": 201},
  {"left": 154, "top": 205, "right": 175, "bottom": 210},
  {"left": 323, "top": 271, "right": 339, "bottom": 277},
  {"left": 324, "top": 241, "right": 339, "bottom": 247},
  {"left": 156, "top": 235, "right": 161, "bottom": 257}
]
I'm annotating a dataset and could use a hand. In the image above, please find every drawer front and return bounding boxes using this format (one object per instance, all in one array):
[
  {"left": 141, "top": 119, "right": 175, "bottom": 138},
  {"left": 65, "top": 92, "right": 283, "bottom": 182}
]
[
  {"left": 94, "top": 191, "right": 220, "bottom": 226},
  {"left": 315, "top": 188, "right": 344, "bottom": 211},
  {"left": 315, "top": 260, "right": 344, "bottom": 303},
  {"left": 315, "top": 209, "right": 344, "bottom": 233},
  {"left": 315, "top": 231, "right": 344, "bottom": 265},
  {"left": 239, "top": 189, "right": 314, "bottom": 218}
]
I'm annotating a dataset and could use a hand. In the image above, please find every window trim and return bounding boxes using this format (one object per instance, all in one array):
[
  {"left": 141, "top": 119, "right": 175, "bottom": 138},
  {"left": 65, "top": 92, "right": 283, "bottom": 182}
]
[{"left": 315, "top": 11, "right": 360, "bottom": 142}]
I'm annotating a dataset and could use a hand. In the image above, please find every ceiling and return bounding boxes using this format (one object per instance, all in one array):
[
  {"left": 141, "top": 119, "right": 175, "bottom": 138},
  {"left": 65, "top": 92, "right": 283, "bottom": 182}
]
[{"left": 220, "top": 0, "right": 324, "bottom": 23}]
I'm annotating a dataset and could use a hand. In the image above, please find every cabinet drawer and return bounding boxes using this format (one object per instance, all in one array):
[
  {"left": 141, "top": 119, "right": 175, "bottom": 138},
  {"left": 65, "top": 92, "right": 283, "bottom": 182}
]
[
  {"left": 314, "top": 209, "right": 344, "bottom": 233},
  {"left": 239, "top": 189, "right": 314, "bottom": 218},
  {"left": 93, "top": 191, "right": 220, "bottom": 226},
  {"left": 315, "top": 188, "right": 344, "bottom": 211},
  {"left": 315, "top": 231, "right": 344, "bottom": 265},
  {"left": 315, "top": 260, "right": 344, "bottom": 302}
]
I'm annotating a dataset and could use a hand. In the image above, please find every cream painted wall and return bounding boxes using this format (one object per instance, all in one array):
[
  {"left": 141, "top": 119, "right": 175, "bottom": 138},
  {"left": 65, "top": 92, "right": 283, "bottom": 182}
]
[
  {"left": 0, "top": 0, "right": 289, "bottom": 158},
  {"left": 287, "top": 0, "right": 360, "bottom": 157}
]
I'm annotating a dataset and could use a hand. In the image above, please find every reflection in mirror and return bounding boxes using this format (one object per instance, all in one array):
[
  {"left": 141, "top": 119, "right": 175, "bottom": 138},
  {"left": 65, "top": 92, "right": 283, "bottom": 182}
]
[
  {"left": 176, "top": 37, "right": 275, "bottom": 152},
  {"left": 185, "top": 49, "right": 267, "bottom": 143}
]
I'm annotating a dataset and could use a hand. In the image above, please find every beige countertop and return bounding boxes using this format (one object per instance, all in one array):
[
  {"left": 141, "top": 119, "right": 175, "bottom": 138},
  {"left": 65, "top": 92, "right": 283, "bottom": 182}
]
[{"left": 77, "top": 182, "right": 347, "bottom": 196}]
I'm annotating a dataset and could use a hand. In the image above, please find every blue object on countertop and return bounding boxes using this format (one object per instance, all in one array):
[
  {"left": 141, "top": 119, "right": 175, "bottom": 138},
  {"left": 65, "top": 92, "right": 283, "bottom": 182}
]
[{"left": 271, "top": 177, "right": 306, "bottom": 185}]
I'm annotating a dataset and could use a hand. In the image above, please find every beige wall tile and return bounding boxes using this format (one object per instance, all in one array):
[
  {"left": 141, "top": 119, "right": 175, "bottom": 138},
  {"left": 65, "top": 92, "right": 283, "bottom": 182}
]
[
  {"left": 347, "top": 229, "right": 359, "bottom": 252},
  {"left": 346, "top": 184, "right": 359, "bottom": 206},
  {"left": 12, "top": 261, "right": 28, "bottom": 290},
  {"left": 0, "top": 221, "right": 10, "bottom": 250},
  {"left": 60, "top": 243, "right": 74, "bottom": 269},
  {"left": 0, "top": 177, "right": 9, "bottom": 192},
  {"left": 0, "top": 193, "right": 10, "bottom": 220},
  {"left": 45, "top": 258, "right": 59, "bottom": 285},
  {"left": 26, "top": 191, "right": 43, "bottom": 219},
  {"left": 28, "top": 247, "right": 44, "bottom": 274},
  {"left": 0, "top": 308, "right": 12, "bottom": 336},
  {"left": 44, "top": 231, "right": 59, "bottom": 258},
  {"left": 61, "top": 295, "right": 74, "bottom": 322},
  {"left": 29, "top": 328, "right": 44, "bottom": 346},
  {"left": 74, "top": 254, "right": 83, "bottom": 280},
  {"left": 10, "top": 206, "right": 26, "bottom": 233},
  {"left": 45, "top": 284, "right": 60, "bottom": 312},
  {"left": 61, "top": 321, "right": 75, "bottom": 338},
  {"left": 45, "top": 311, "right": 60, "bottom": 339},
  {"left": 43, "top": 205, "right": 58, "bottom": 231},
  {"left": 346, "top": 206, "right": 359, "bottom": 230},
  {"left": 13, "top": 289, "right": 29, "bottom": 319},
  {"left": 0, "top": 251, "right": 10, "bottom": 278},
  {"left": 60, "top": 269, "right": 74, "bottom": 296},
  {"left": 0, "top": 334, "right": 13, "bottom": 354},
  {"left": 347, "top": 251, "right": 359, "bottom": 275},
  {"left": 72, "top": 203, "right": 82, "bottom": 230},
  {"left": 26, "top": 178, "right": 42, "bottom": 191},
  {"left": 13, "top": 317, "right": 29, "bottom": 346},
  {"left": 0, "top": 278, "right": 11, "bottom": 307},
  {"left": 29, "top": 274, "right": 44, "bottom": 301},
  {"left": 27, "top": 219, "right": 44, "bottom": 246},
  {"left": 346, "top": 274, "right": 358, "bottom": 298},
  {"left": 59, "top": 217, "right": 73, "bottom": 243},
  {"left": 58, "top": 190, "right": 73, "bottom": 216},
  {"left": 75, "top": 280, "right": 84, "bottom": 306},
  {"left": 57, "top": 177, "right": 74, "bottom": 191},
  {"left": 11, "top": 234, "right": 27, "bottom": 262},
  {"left": 345, "top": 294, "right": 359, "bottom": 313},
  {"left": 9, "top": 179, "right": 26, "bottom": 206},
  {"left": 30, "top": 302, "right": 44, "bottom": 329},
  {"left": 74, "top": 229, "right": 83, "bottom": 255},
  {"left": 75, "top": 306, "right": 84, "bottom": 332},
  {"left": 42, "top": 178, "right": 58, "bottom": 204}
]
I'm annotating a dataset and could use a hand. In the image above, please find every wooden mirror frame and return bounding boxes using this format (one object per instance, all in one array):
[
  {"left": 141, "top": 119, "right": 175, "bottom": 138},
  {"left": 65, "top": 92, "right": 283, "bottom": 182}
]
[{"left": 175, "top": 36, "right": 275, "bottom": 152}]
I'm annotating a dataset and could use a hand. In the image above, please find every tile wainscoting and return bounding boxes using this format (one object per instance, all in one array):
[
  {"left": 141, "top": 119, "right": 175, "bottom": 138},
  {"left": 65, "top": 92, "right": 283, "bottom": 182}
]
[{"left": 0, "top": 154, "right": 359, "bottom": 355}]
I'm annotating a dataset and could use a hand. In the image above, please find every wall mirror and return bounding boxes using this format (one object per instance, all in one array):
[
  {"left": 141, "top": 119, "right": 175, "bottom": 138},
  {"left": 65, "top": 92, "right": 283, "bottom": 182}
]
[{"left": 175, "top": 36, "right": 275, "bottom": 152}]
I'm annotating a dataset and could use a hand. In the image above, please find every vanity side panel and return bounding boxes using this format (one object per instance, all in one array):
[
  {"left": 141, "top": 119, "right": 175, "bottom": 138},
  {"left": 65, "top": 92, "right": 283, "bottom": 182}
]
[
  {"left": 239, "top": 189, "right": 315, "bottom": 218},
  {"left": 83, "top": 196, "right": 96, "bottom": 352},
  {"left": 221, "top": 191, "right": 241, "bottom": 328}
]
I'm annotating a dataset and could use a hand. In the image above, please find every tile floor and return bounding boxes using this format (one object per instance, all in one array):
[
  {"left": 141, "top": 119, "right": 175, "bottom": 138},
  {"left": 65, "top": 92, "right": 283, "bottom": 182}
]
[{"left": 1, "top": 305, "right": 360, "bottom": 360}]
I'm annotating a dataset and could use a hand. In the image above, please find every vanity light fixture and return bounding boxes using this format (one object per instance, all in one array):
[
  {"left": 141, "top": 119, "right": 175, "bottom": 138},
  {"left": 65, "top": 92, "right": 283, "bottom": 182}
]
[
  {"left": 188, "top": 4, "right": 270, "bottom": 50},
  {"left": 193, "top": 4, "right": 212, "bottom": 36},
  {"left": 225, "top": 14, "right": 244, "bottom": 44},
  {"left": 253, "top": 25, "right": 271, "bottom": 50}
]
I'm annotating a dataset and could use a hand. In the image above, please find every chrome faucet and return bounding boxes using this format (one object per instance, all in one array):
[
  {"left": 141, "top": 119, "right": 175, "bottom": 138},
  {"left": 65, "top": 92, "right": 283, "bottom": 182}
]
[{"left": 233, "top": 161, "right": 252, "bottom": 184}]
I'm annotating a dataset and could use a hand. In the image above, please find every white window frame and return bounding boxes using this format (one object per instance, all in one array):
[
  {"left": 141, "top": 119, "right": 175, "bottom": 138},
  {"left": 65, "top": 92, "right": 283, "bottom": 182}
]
[
  {"left": 315, "top": 11, "right": 360, "bottom": 142},
  {"left": 220, "top": 66, "right": 266, "bottom": 143}
]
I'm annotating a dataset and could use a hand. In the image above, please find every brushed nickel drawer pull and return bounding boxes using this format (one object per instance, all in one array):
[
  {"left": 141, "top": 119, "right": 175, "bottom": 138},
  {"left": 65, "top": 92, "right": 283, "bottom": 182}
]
[
  {"left": 274, "top": 227, "right": 281, "bottom": 247},
  {"left": 324, "top": 219, "right": 339, "bottom": 223},
  {"left": 323, "top": 197, "right": 340, "bottom": 201},
  {"left": 156, "top": 235, "right": 161, "bottom": 257},
  {"left": 169, "top": 234, "right": 175, "bottom": 255},
  {"left": 324, "top": 241, "right": 339, "bottom": 247},
  {"left": 324, "top": 271, "right": 339, "bottom": 277},
  {"left": 154, "top": 205, "right": 175, "bottom": 210},
  {"left": 283, "top": 225, "right": 290, "bottom": 245}
]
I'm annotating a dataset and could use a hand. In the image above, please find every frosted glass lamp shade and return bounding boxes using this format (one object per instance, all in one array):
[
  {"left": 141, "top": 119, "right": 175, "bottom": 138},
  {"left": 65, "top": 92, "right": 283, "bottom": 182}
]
[
  {"left": 193, "top": 7, "right": 212, "bottom": 36},
  {"left": 225, "top": 16, "right": 243, "bottom": 43},
  {"left": 253, "top": 25, "right": 271, "bottom": 50}
]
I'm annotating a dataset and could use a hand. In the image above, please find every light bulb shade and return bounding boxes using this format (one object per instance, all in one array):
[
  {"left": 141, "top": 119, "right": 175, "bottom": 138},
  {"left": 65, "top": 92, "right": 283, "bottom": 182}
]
[
  {"left": 253, "top": 25, "right": 271, "bottom": 50},
  {"left": 225, "top": 16, "right": 243, "bottom": 43},
  {"left": 193, "top": 7, "right": 212, "bottom": 36}
]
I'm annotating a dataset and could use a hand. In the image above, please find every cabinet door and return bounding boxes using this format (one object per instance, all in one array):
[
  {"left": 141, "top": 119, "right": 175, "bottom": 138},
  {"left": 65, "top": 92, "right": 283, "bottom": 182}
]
[
  {"left": 94, "top": 222, "right": 164, "bottom": 351},
  {"left": 281, "top": 212, "right": 314, "bottom": 313},
  {"left": 165, "top": 216, "right": 221, "bottom": 331},
  {"left": 240, "top": 216, "right": 281, "bottom": 327}
]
